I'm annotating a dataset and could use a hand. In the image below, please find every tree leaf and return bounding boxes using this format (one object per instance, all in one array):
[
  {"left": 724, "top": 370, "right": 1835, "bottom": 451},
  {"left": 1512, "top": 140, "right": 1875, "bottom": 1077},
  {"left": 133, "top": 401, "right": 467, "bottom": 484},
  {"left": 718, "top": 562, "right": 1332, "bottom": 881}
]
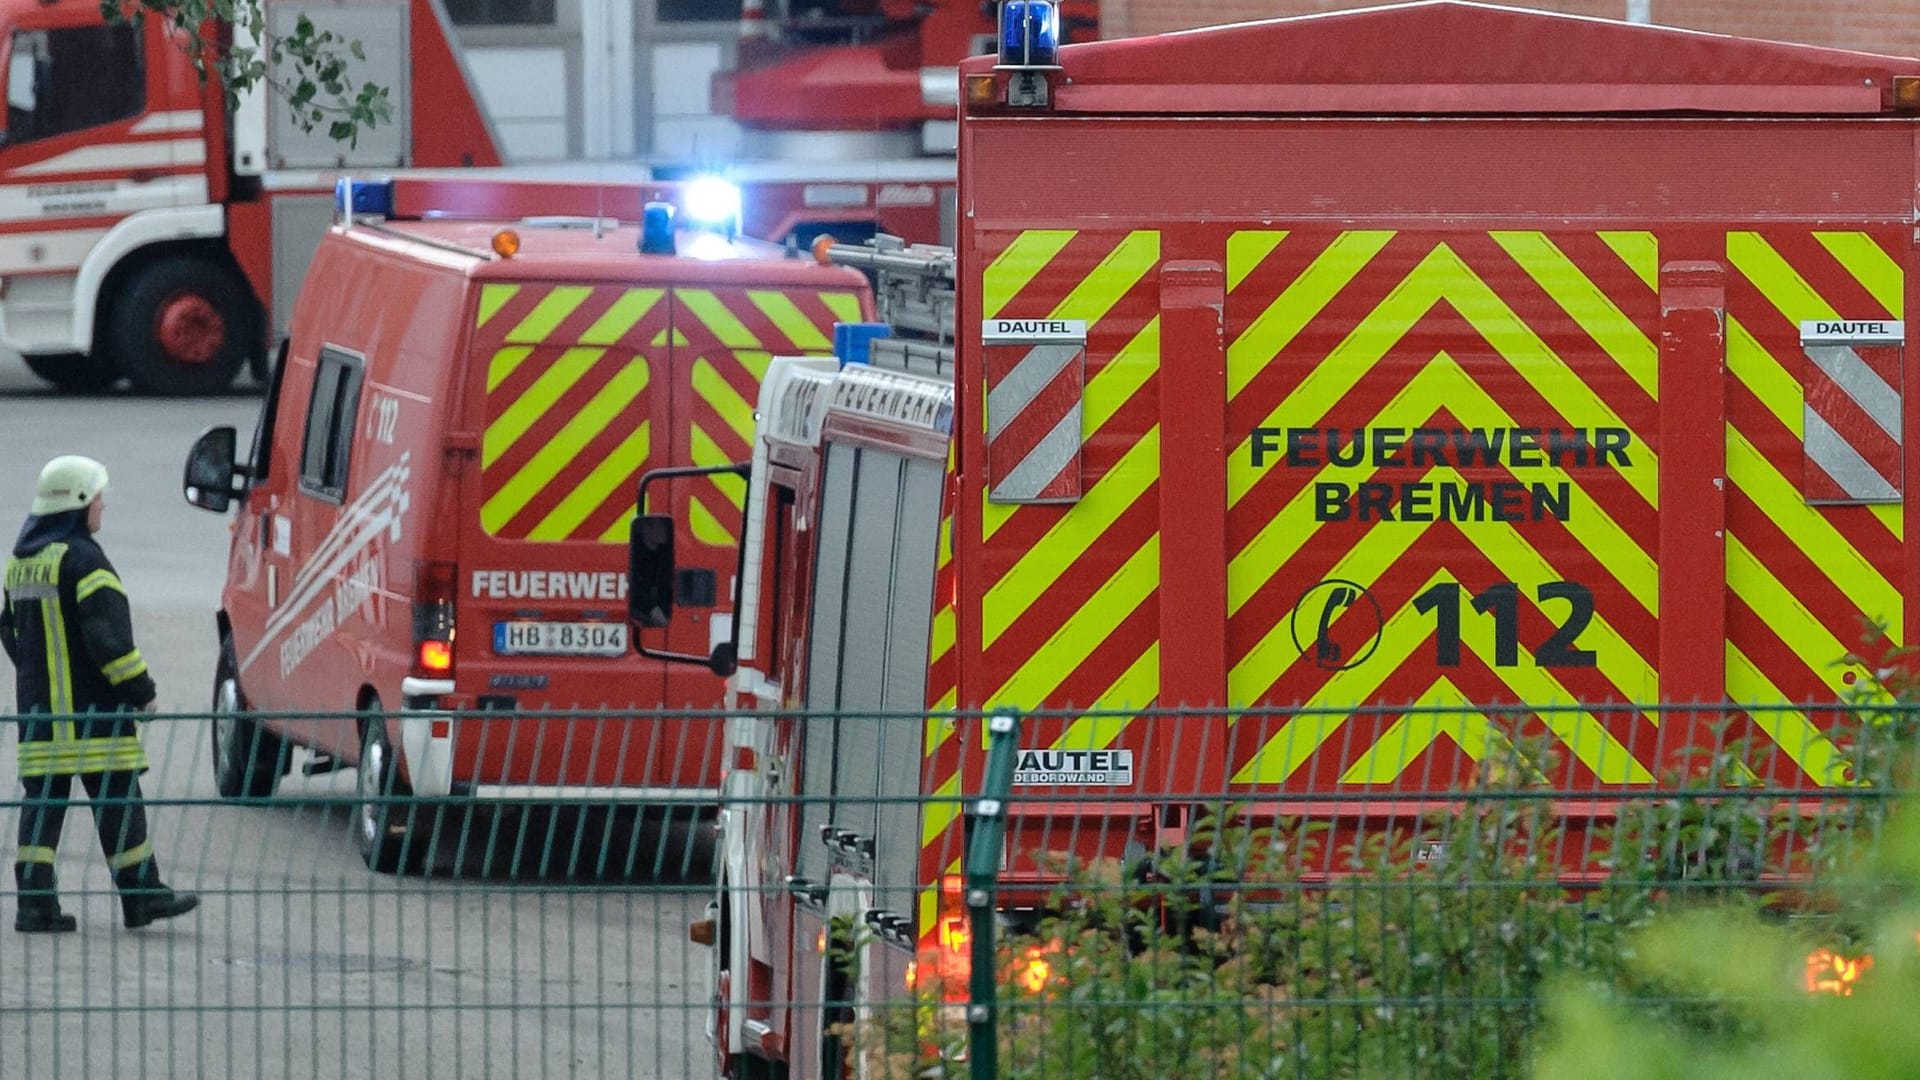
[{"left": 132, "top": 0, "right": 394, "bottom": 143}]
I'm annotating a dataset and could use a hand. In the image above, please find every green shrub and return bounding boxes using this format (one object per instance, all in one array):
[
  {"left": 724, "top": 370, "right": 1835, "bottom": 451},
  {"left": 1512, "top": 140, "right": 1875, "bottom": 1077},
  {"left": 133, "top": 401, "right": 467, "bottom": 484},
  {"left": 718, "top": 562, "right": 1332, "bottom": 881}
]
[
  {"left": 1535, "top": 650, "right": 1920, "bottom": 1080},
  {"left": 1535, "top": 799, "right": 1920, "bottom": 1080}
]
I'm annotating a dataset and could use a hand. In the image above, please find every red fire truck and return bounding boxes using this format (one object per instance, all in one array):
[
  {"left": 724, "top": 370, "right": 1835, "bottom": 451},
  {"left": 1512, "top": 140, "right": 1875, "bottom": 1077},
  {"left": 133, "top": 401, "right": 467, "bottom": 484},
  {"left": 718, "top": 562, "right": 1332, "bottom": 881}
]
[
  {"left": 629, "top": 3, "right": 1920, "bottom": 1076},
  {"left": 0, "top": 0, "right": 954, "bottom": 396},
  {"left": 707, "top": 0, "right": 1102, "bottom": 259},
  {"left": 714, "top": 0, "right": 1097, "bottom": 163}
]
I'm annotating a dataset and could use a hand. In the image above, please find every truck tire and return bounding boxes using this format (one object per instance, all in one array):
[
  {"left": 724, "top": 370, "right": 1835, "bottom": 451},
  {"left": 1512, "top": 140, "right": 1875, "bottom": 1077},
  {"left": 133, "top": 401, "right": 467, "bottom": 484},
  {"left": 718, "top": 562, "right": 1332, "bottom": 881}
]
[
  {"left": 21, "top": 351, "right": 119, "bottom": 393},
  {"left": 102, "top": 257, "right": 258, "bottom": 396},
  {"left": 356, "top": 701, "right": 425, "bottom": 874},
  {"left": 211, "top": 635, "right": 286, "bottom": 799}
]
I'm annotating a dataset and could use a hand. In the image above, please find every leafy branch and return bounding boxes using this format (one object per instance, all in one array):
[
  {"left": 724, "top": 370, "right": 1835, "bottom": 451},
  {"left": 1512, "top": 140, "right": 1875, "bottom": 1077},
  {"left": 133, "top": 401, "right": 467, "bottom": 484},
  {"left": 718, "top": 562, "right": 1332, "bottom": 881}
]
[{"left": 102, "top": 0, "right": 391, "bottom": 145}]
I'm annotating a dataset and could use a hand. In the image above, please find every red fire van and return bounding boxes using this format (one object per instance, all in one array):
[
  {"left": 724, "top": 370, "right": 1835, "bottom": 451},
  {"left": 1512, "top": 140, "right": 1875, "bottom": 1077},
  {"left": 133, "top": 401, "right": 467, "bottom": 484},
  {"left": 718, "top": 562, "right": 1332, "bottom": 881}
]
[{"left": 184, "top": 178, "right": 870, "bottom": 870}]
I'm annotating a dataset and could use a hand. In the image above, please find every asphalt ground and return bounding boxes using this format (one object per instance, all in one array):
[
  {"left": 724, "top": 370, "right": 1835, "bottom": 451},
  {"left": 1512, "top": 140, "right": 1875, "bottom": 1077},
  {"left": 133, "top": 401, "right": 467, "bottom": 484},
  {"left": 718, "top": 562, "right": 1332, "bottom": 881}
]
[{"left": 0, "top": 354, "right": 714, "bottom": 1079}]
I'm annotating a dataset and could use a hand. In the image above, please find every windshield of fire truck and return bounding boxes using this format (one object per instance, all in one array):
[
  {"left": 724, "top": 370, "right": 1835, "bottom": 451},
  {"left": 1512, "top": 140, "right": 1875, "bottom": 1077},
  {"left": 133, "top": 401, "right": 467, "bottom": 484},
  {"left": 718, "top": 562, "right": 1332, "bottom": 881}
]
[{"left": 2, "top": 24, "right": 143, "bottom": 147}]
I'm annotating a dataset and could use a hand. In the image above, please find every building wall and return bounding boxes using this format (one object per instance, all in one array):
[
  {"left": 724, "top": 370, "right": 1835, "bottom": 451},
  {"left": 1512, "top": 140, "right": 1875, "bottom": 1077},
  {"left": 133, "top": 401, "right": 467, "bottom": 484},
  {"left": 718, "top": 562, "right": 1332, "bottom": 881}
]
[
  {"left": 643, "top": 33, "right": 745, "bottom": 160},
  {"left": 454, "top": 0, "right": 586, "bottom": 163},
  {"left": 463, "top": 40, "right": 576, "bottom": 160},
  {"left": 1102, "top": 0, "right": 1920, "bottom": 58},
  {"left": 451, "top": 0, "right": 743, "bottom": 163},
  {"left": 450, "top": 0, "right": 1920, "bottom": 166}
]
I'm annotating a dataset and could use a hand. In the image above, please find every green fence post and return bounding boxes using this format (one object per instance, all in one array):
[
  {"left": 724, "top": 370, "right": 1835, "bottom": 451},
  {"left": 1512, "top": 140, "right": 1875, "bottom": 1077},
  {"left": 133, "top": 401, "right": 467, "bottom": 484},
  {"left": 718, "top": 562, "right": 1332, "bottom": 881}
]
[{"left": 967, "top": 708, "right": 1020, "bottom": 1080}]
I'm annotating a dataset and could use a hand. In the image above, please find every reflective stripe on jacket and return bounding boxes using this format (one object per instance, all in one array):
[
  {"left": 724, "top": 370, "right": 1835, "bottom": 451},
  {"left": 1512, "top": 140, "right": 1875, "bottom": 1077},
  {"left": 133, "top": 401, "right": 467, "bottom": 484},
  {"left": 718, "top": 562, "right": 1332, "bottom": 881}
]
[{"left": 2, "top": 537, "right": 154, "bottom": 777}]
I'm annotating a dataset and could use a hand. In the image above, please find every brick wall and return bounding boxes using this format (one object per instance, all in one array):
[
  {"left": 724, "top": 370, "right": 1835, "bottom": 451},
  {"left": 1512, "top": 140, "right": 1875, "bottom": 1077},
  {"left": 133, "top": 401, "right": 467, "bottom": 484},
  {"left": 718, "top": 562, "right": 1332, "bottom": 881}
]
[{"left": 1101, "top": 0, "right": 1920, "bottom": 59}]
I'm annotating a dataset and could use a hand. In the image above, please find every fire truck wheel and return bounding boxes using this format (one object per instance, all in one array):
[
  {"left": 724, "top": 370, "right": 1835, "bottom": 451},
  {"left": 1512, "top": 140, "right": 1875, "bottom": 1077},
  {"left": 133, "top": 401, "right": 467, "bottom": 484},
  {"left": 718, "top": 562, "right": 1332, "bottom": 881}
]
[
  {"left": 104, "top": 256, "right": 257, "bottom": 396},
  {"left": 21, "top": 352, "right": 119, "bottom": 393},
  {"left": 356, "top": 704, "right": 425, "bottom": 874},
  {"left": 211, "top": 636, "right": 286, "bottom": 799}
]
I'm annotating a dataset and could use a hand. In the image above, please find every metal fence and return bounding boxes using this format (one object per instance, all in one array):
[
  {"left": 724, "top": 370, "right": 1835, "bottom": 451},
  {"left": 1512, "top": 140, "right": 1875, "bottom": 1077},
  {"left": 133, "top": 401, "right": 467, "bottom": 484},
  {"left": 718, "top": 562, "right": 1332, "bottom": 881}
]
[
  {"left": 1, "top": 708, "right": 722, "bottom": 1080},
  {"left": 3, "top": 702, "right": 1917, "bottom": 1080},
  {"left": 908, "top": 703, "right": 1920, "bottom": 1080}
]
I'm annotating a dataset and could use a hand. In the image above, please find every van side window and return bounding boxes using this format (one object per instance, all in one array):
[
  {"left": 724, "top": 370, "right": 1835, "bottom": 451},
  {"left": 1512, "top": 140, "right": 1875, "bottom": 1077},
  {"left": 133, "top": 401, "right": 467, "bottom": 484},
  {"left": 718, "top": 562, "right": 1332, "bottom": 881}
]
[{"left": 298, "top": 348, "right": 364, "bottom": 501}]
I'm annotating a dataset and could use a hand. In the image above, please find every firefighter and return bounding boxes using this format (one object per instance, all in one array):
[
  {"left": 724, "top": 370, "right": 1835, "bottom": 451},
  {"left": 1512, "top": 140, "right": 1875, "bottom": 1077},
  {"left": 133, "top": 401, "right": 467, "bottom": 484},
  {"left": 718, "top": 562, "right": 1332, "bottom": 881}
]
[{"left": 3, "top": 455, "right": 198, "bottom": 933}]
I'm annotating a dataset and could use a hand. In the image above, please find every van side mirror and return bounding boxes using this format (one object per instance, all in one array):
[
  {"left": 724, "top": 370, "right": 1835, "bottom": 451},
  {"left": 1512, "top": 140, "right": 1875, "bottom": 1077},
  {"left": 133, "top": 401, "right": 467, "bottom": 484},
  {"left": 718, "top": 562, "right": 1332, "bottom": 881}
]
[
  {"left": 627, "top": 462, "right": 750, "bottom": 674},
  {"left": 628, "top": 514, "right": 676, "bottom": 629},
  {"left": 183, "top": 425, "right": 242, "bottom": 513}
]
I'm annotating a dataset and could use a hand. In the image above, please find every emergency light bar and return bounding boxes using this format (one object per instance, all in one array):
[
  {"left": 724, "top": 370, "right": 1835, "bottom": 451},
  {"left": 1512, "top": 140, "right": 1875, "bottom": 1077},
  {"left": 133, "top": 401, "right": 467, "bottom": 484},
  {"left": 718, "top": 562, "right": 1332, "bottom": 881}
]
[
  {"left": 328, "top": 177, "right": 748, "bottom": 260},
  {"left": 997, "top": 0, "right": 1059, "bottom": 69},
  {"left": 334, "top": 177, "right": 395, "bottom": 217},
  {"left": 640, "top": 203, "right": 677, "bottom": 255},
  {"left": 682, "top": 176, "right": 742, "bottom": 237}
]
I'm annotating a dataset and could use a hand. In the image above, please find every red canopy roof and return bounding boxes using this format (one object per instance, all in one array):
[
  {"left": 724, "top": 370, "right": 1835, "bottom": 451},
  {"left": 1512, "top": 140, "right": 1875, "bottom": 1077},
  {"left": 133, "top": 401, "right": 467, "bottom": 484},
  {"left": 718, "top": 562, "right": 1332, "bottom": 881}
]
[{"left": 963, "top": 0, "right": 1920, "bottom": 115}]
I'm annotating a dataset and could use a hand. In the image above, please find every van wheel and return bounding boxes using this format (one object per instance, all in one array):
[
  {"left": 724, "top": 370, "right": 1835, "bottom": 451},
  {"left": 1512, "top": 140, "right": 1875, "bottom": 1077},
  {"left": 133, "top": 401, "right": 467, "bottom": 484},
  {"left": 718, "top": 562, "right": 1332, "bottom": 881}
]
[
  {"left": 355, "top": 701, "right": 424, "bottom": 874},
  {"left": 22, "top": 352, "right": 119, "bottom": 393},
  {"left": 210, "top": 636, "right": 285, "bottom": 799},
  {"left": 103, "top": 256, "right": 258, "bottom": 396}
]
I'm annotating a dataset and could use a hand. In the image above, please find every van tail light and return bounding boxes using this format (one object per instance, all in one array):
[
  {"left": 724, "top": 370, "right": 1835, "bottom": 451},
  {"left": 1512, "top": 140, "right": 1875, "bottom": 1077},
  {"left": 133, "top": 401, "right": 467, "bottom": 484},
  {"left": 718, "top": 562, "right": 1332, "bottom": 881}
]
[
  {"left": 413, "top": 560, "right": 457, "bottom": 678},
  {"left": 417, "top": 639, "right": 453, "bottom": 674}
]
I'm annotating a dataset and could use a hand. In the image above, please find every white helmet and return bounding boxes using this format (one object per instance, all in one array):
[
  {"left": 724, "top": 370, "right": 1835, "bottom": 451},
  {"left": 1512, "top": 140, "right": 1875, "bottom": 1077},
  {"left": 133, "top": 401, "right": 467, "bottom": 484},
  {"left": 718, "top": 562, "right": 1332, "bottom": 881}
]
[{"left": 32, "top": 455, "right": 109, "bottom": 516}]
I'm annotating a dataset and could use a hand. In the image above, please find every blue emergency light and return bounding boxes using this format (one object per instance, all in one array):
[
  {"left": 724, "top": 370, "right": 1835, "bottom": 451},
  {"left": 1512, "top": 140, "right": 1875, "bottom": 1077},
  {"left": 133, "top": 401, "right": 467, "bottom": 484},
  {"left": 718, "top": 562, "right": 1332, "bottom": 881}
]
[
  {"left": 682, "top": 176, "right": 742, "bottom": 236},
  {"left": 640, "top": 202, "right": 677, "bottom": 255},
  {"left": 833, "top": 322, "right": 892, "bottom": 366},
  {"left": 997, "top": 0, "right": 1059, "bottom": 69},
  {"left": 334, "top": 177, "right": 394, "bottom": 217}
]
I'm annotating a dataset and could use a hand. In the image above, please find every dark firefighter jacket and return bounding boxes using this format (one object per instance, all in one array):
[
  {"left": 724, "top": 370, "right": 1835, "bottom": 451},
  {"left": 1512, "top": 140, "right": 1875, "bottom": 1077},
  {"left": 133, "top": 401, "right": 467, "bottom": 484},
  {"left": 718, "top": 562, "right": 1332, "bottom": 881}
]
[{"left": 0, "top": 511, "right": 154, "bottom": 776}]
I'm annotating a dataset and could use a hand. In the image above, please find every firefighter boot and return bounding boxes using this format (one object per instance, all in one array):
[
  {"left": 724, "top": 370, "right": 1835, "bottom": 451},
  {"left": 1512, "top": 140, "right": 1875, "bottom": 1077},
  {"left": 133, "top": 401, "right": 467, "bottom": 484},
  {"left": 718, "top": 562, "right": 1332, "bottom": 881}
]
[
  {"left": 14, "top": 899, "right": 78, "bottom": 934},
  {"left": 115, "top": 861, "right": 199, "bottom": 929},
  {"left": 13, "top": 863, "right": 76, "bottom": 934}
]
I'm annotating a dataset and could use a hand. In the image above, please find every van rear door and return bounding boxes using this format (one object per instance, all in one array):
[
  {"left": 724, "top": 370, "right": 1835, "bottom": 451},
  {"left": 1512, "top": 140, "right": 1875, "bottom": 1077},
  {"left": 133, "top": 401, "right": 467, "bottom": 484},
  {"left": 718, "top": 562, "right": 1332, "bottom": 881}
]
[
  {"left": 462, "top": 280, "right": 674, "bottom": 717},
  {"left": 455, "top": 274, "right": 863, "bottom": 792}
]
